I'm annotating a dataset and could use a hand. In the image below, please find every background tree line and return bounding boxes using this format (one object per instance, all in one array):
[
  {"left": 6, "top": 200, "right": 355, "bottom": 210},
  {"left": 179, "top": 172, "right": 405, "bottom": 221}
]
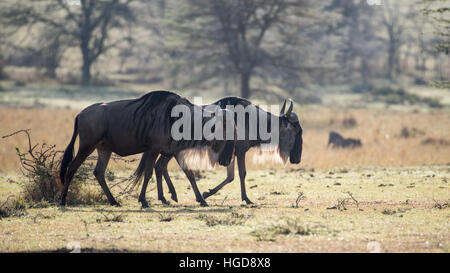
[{"left": 0, "top": 0, "right": 448, "bottom": 99}]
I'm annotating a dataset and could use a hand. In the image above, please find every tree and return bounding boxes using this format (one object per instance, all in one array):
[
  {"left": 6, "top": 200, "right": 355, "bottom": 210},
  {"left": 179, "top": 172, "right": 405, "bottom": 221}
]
[
  {"left": 1, "top": 0, "right": 135, "bottom": 85},
  {"left": 381, "top": 0, "right": 407, "bottom": 80},
  {"left": 420, "top": 0, "right": 450, "bottom": 88},
  {"left": 169, "top": 0, "right": 312, "bottom": 99},
  {"left": 326, "top": 0, "right": 381, "bottom": 85}
]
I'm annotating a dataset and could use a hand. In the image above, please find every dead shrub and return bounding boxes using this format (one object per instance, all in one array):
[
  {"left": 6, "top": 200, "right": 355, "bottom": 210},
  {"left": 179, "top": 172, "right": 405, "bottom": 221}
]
[
  {"left": 250, "top": 218, "right": 313, "bottom": 241},
  {"left": 432, "top": 199, "right": 449, "bottom": 210},
  {"left": 158, "top": 212, "right": 175, "bottom": 222},
  {"left": 327, "top": 191, "right": 359, "bottom": 211},
  {"left": 0, "top": 196, "right": 27, "bottom": 219},
  {"left": 381, "top": 209, "right": 397, "bottom": 215},
  {"left": 197, "top": 212, "right": 251, "bottom": 227},
  {"left": 292, "top": 192, "right": 306, "bottom": 208},
  {"left": 2, "top": 129, "right": 107, "bottom": 206},
  {"left": 97, "top": 211, "right": 126, "bottom": 223}
]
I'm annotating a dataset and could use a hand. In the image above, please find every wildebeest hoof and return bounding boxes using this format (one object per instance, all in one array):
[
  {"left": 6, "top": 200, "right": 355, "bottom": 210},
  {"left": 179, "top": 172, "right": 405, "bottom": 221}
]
[
  {"left": 243, "top": 198, "right": 254, "bottom": 205},
  {"left": 110, "top": 201, "right": 121, "bottom": 207},
  {"left": 202, "top": 191, "right": 212, "bottom": 199},
  {"left": 140, "top": 200, "right": 149, "bottom": 208},
  {"left": 200, "top": 201, "right": 209, "bottom": 207},
  {"left": 160, "top": 198, "right": 169, "bottom": 205},
  {"left": 171, "top": 194, "right": 178, "bottom": 203}
]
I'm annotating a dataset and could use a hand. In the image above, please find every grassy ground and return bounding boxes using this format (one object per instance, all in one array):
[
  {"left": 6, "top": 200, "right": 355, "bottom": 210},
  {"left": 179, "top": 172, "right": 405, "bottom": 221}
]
[{"left": 0, "top": 166, "right": 448, "bottom": 252}]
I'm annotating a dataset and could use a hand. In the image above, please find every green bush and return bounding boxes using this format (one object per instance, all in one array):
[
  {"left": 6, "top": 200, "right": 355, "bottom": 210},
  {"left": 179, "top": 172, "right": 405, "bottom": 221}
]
[
  {"left": 351, "top": 83, "right": 374, "bottom": 93},
  {"left": 250, "top": 218, "right": 313, "bottom": 241},
  {"left": 197, "top": 212, "right": 250, "bottom": 227},
  {"left": 370, "top": 86, "right": 443, "bottom": 108}
]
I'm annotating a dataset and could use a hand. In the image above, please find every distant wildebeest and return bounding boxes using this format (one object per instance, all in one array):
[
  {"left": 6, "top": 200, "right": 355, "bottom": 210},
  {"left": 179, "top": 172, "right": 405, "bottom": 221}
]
[
  {"left": 135, "top": 97, "right": 303, "bottom": 206},
  {"left": 327, "top": 131, "right": 362, "bottom": 149},
  {"left": 59, "top": 90, "right": 236, "bottom": 207}
]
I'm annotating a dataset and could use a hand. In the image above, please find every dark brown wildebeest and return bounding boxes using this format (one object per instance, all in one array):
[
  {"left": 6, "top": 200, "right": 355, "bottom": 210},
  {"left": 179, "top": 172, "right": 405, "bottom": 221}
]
[
  {"left": 327, "top": 131, "right": 362, "bottom": 149},
  {"left": 135, "top": 97, "right": 303, "bottom": 205},
  {"left": 59, "top": 91, "right": 236, "bottom": 207}
]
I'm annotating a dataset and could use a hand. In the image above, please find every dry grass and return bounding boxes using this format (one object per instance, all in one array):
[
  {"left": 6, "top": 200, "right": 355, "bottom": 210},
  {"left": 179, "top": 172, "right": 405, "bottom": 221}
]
[
  {"left": 0, "top": 166, "right": 448, "bottom": 252},
  {"left": 1, "top": 107, "right": 449, "bottom": 172}
]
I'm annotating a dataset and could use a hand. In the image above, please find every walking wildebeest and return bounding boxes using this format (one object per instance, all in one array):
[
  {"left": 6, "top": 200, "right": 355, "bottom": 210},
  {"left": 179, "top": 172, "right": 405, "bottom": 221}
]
[
  {"left": 59, "top": 90, "right": 236, "bottom": 207},
  {"left": 135, "top": 97, "right": 303, "bottom": 205},
  {"left": 327, "top": 131, "right": 362, "bottom": 149}
]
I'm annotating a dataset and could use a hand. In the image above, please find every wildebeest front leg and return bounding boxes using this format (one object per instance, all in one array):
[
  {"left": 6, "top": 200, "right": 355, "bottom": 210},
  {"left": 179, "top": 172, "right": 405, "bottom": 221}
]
[
  {"left": 138, "top": 151, "right": 158, "bottom": 208},
  {"left": 94, "top": 146, "right": 120, "bottom": 206},
  {"left": 182, "top": 169, "right": 208, "bottom": 206},
  {"left": 202, "top": 157, "right": 235, "bottom": 200},
  {"left": 237, "top": 154, "right": 253, "bottom": 204}
]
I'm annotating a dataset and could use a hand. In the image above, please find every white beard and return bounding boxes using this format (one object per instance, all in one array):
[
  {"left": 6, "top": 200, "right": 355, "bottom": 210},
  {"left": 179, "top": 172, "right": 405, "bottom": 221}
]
[
  {"left": 250, "top": 143, "right": 288, "bottom": 166},
  {"left": 175, "top": 146, "right": 219, "bottom": 171}
]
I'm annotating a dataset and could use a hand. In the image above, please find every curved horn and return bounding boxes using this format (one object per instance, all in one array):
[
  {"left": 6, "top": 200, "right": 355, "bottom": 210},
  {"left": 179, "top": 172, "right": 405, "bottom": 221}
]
[
  {"left": 286, "top": 99, "right": 293, "bottom": 117},
  {"left": 280, "top": 100, "right": 286, "bottom": 115}
]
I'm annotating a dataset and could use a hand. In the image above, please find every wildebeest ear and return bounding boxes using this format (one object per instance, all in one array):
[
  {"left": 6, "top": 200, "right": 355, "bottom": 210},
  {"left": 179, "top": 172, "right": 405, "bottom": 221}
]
[
  {"left": 286, "top": 99, "right": 293, "bottom": 118},
  {"left": 280, "top": 100, "right": 286, "bottom": 115}
]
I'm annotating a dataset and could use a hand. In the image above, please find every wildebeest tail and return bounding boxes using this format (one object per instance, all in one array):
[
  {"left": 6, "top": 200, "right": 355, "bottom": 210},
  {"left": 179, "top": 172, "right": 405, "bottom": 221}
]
[
  {"left": 60, "top": 116, "right": 78, "bottom": 185},
  {"left": 131, "top": 152, "right": 148, "bottom": 188}
]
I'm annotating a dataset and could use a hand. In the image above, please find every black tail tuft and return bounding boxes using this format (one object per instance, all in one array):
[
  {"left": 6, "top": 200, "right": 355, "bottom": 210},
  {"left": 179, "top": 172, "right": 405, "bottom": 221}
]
[
  {"left": 60, "top": 116, "right": 78, "bottom": 185},
  {"left": 131, "top": 152, "right": 148, "bottom": 188}
]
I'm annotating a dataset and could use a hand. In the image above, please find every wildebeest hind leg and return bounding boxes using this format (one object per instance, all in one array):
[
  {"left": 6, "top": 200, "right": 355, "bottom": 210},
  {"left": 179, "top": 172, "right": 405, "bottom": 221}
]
[
  {"left": 94, "top": 146, "right": 120, "bottom": 206},
  {"left": 60, "top": 144, "right": 95, "bottom": 206},
  {"left": 202, "top": 157, "right": 235, "bottom": 200},
  {"left": 139, "top": 151, "right": 158, "bottom": 208},
  {"left": 155, "top": 155, "right": 174, "bottom": 204},
  {"left": 156, "top": 155, "right": 178, "bottom": 202}
]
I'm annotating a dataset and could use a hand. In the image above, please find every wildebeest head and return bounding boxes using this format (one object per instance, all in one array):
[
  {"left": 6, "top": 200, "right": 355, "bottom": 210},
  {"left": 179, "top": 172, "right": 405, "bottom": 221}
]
[{"left": 279, "top": 99, "right": 303, "bottom": 164}]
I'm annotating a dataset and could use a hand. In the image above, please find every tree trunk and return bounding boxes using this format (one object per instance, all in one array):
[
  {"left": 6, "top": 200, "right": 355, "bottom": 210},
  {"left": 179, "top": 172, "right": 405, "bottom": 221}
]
[
  {"left": 81, "top": 61, "right": 91, "bottom": 86},
  {"left": 388, "top": 42, "right": 396, "bottom": 80},
  {"left": 240, "top": 72, "right": 251, "bottom": 99},
  {"left": 80, "top": 34, "right": 91, "bottom": 86},
  {"left": 80, "top": 4, "right": 92, "bottom": 86}
]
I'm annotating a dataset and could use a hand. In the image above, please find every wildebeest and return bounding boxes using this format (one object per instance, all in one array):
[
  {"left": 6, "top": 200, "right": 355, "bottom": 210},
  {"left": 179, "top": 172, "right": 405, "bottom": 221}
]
[
  {"left": 135, "top": 97, "right": 303, "bottom": 206},
  {"left": 59, "top": 90, "right": 236, "bottom": 207},
  {"left": 327, "top": 131, "right": 362, "bottom": 149}
]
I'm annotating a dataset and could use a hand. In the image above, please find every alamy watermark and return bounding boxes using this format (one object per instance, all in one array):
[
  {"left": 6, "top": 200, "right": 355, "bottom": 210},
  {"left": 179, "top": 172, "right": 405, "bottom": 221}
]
[{"left": 170, "top": 97, "right": 280, "bottom": 146}]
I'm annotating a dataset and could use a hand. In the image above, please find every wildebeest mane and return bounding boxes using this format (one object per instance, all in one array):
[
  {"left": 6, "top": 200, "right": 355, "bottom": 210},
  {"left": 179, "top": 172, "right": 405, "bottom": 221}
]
[{"left": 126, "top": 90, "right": 184, "bottom": 142}]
